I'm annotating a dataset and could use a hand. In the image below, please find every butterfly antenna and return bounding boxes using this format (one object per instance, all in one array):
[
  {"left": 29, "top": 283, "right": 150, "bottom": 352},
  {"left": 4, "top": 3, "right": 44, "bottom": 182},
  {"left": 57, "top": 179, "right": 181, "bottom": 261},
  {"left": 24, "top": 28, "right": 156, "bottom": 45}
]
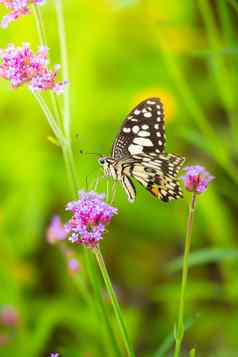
[{"left": 79, "top": 149, "right": 104, "bottom": 158}]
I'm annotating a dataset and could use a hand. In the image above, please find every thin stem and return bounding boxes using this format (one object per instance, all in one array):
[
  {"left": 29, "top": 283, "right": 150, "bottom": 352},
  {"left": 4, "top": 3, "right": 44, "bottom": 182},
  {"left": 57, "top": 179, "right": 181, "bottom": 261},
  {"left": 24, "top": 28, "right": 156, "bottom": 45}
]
[
  {"left": 32, "top": 92, "right": 65, "bottom": 144},
  {"left": 62, "top": 144, "right": 78, "bottom": 196},
  {"left": 54, "top": 0, "right": 70, "bottom": 140},
  {"left": 95, "top": 246, "right": 135, "bottom": 357},
  {"left": 174, "top": 193, "right": 197, "bottom": 357},
  {"left": 33, "top": 92, "right": 76, "bottom": 194},
  {"left": 33, "top": 4, "right": 47, "bottom": 46},
  {"left": 85, "top": 250, "right": 122, "bottom": 357},
  {"left": 50, "top": 91, "right": 63, "bottom": 126},
  {"left": 33, "top": 4, "right": 64, "bottom": 129}
]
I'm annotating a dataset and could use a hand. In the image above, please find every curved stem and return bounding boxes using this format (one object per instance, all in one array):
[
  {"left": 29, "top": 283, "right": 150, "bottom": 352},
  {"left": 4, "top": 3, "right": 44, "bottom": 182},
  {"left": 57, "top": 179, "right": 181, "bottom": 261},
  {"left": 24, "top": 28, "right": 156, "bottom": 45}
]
[
  {"left": 95, "top": 246, "right": 135, "bottom": 357},
  {"left": 174, "top": 193, "right": 196, "bottom": 357}
]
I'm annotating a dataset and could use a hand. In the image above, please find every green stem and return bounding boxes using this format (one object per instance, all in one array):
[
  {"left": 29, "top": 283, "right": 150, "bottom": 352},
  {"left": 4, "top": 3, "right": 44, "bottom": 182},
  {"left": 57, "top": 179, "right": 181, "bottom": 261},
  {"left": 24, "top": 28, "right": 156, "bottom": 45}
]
[
  {"left": 85, "top": 250, "right": 122, "bottom": 357},
  {"left": 33, "top": 4, "right": 47, "bottom": 46},
  {"left": 95, "top": 246, "right": 135, "bottom": 357},
  {"left": 54, "top": 0, "right": 70, "bottom": 140},
  {"left": 33, "top": 4, "right": 64, "bottom": 129},
  {"left": 32, "top": 92, "right": 65, "bottom": 144},
  {"left": 174, "top": 193, "right": 196, "bottom": 357}
]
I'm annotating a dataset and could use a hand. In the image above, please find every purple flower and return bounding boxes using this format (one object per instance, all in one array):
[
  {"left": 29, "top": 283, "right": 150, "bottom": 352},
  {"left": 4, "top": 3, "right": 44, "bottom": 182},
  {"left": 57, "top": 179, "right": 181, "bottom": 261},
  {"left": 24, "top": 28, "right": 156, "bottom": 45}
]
[
  {"left": 49, "top": 354, "right": 59, "bottom": 357},
  {"left": 0, "top": 43, "right": 67, "bottom": 93},
  {"left": 180, "top": 165, "right": 214, "bottom": 194},
  {"left": 0, "top": 0, "right": 45, "bottom": 28},
  {"left": 68, "top": 258, "right": 80, "bottom": 274},
  {"left": 47, "top": 216, "right": 67, "bottom": 244},
  {"left": 65, "top": 190, "right": 118, "bottom": 248}
]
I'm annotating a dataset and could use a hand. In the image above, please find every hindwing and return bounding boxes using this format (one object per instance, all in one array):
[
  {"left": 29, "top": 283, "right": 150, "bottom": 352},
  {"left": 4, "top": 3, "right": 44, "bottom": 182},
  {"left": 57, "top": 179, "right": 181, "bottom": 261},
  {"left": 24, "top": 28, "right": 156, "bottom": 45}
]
[{"left": 130, "top": 153, "right": 185, "bottom": 202}]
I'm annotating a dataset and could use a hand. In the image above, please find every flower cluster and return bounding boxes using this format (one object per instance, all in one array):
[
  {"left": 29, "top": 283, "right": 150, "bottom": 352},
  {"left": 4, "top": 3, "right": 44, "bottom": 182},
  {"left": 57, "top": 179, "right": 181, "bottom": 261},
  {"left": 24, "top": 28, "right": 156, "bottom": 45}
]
[
  {"left": 46, "top": 216, "right": 67, "bottom": 244},
  {"left": 0, "top": 43, "right": 67, "bottom": 93},
  {"left": 0, "top": 0, "right": 45, "bottom": 28},
  {"left": 65, "top": 191, "right": 118, "bottom": 248},
  {"left": 181, "top": 165, "right": 214, "bottom": 194}
]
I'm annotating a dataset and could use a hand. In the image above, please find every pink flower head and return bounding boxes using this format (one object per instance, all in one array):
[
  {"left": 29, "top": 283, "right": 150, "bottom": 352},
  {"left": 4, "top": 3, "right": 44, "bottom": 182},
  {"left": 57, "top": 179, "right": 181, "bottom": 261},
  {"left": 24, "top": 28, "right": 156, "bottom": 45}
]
[
  {"left": 47, "top": 216, "right": 67, "bottom": 244},
  {"left": 180, "top": 165, "right": 214, "bottom": 194},
  {"left": 65, "top": 191, "right": 118, "bottom": 248},
  {"left": 0, "top": 0, "right": 45, "bottom": 28},
  {"left": 0, "top": 305, "right": 19, "bottom": 327},
  {"left": 0, "top": 43, "right": 67, "bottom": 93},
  {"left": 68, "top": 258, "right": 80, "bottom": 274}
]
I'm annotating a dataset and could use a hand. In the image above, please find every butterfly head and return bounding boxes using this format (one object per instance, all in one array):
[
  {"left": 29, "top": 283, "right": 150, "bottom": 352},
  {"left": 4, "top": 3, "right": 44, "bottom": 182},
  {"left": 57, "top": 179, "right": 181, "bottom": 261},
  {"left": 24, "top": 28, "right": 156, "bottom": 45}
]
[{"left": 98, "top": 156, "right": 117, "bottom": 178}]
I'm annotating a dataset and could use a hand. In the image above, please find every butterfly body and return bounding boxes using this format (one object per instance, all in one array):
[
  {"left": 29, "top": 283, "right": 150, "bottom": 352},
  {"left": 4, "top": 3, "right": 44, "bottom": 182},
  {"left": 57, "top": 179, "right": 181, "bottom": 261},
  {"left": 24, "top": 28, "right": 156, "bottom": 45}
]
[{"left": 99, "top": 98, "right": 185, "bottom": 202}]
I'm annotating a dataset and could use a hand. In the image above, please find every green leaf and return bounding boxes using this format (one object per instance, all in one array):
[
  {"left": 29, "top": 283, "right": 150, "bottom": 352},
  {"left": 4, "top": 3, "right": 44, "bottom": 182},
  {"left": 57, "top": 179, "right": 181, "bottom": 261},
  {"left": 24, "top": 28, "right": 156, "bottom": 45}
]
[{"left": 166, "top": 249, "right": 238, "bottom": 274}]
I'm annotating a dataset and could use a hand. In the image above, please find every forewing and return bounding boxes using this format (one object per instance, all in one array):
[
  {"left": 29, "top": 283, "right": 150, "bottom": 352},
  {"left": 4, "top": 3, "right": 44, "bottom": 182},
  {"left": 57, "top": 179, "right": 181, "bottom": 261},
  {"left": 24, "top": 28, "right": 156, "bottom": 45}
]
[
  {"left": 131, "top": 153, "right": 185, "bottom": 202},
  {"left": 112, "top": 98, "right": 165, "bottom": 159}
]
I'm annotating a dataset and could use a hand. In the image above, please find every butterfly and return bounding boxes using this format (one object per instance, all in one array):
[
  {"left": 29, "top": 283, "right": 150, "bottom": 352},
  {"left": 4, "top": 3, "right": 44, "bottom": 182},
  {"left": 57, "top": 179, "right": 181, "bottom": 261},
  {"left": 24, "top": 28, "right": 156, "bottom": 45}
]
[{"left": 98, "top": 97, "right": 185, "bottom": 202}]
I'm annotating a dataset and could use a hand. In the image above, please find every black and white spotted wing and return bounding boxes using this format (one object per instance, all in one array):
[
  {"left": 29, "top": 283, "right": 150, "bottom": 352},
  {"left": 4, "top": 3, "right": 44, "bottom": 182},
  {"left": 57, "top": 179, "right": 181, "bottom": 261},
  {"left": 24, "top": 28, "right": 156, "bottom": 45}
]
[
  {"left": 130, "top": 153, "right": 185, "bottom": 202},
  {"left": 111, "top": 98, "right": 165, "bottom": 159}
]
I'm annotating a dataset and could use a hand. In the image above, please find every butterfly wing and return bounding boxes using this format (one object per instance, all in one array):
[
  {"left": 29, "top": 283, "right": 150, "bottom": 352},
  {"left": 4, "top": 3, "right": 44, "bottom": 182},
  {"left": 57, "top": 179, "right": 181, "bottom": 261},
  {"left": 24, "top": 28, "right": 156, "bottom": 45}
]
[
  {"left": 131, "top": 153, "right": 185, "bottom": 202},
  {"left": 111, "top": 98, "right": 165, "bottom": 159}
]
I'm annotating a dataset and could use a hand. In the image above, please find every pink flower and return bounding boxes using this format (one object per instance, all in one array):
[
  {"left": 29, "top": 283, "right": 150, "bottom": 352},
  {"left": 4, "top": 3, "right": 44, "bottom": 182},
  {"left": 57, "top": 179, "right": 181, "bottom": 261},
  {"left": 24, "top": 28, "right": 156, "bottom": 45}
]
[
  {"left": 0, "top": 0, "right": 45, "bottom": 28},
  {"left": 0, "top": 306, "right": 19, "bottom": 327},
  {"left": 0, "top": 43, "right": 67, "bottom": 93},
  {"left": 65, "top": 191, "right": 118, "bottom": 248},
  {"left": 180, "top": 165, "right": 214, "bottom": 194},
  {"left": 68, "top": 258, "right": 80, "bottom": 274},
  {"left": 47, "top": 216, "right": 67, "bottom": 244}
]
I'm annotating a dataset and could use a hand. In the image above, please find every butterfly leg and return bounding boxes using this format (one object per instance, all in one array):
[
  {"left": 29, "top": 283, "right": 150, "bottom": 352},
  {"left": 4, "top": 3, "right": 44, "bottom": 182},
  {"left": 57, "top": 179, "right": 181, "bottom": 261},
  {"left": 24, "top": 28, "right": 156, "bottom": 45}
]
[{"left": 121, "top": 176, "right": 136, "bottom": 202}]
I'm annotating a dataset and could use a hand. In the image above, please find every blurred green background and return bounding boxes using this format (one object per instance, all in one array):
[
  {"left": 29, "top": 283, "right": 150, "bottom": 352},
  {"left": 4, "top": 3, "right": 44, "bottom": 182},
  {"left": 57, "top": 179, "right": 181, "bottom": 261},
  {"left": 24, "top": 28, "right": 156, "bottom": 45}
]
[{"left": 1, "top": 0, "right": 238, "bottom": 356}]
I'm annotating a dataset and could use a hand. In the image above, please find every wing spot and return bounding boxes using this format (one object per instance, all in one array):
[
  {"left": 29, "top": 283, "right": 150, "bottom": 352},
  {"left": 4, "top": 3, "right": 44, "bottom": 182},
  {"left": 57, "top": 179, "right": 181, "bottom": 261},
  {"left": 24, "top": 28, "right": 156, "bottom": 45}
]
[
  {"left": 144, "top": 112, "right": 152, "bottom": 118},
  {"left": 157, "top": 117, "right": 161, "bottom": 122},
  {"left": 128, "top": 144, "right": 143, "bottom": 155},
  {"left": 155, "top": 149, "right": 161, "bottom": 153},
  {"left": 147, "top": 100, "right": 156, "bottom": 104},
  {"left": 134, "top": 109, "right": 141, "bottom": 115},
  {"left": 138, "top": 130, "right": 150, "bottom": 137},
  {"left": 158, "top": 140, "right": 163, "bottom": 146},
  {"left": 154, "top": 124, "right": 159, "bottom": 129},
  {"left": 132, "top": 125, "right": 140, "bottom": 133},
  {"left": 156, "top": 132, "right": 161, "bottom": 137},
  {"left": 133, "top": 137, "right": 154, "bottom": 146},
  {"left": 122, "top": 127, "right": 131, "bottom": 133}
]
